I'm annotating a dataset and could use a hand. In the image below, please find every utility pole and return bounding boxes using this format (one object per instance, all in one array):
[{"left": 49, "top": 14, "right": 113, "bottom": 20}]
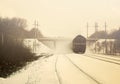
[
  {"left": 33, "top": 20, "right": 39, "bottom": 52},
  {"left": 95, "top": 22, "right": 98, "bottom": 32},
  {"left": 94, "top": 22, "right": 98, "bottom": 53},
  {"left": 105, "top": 22, "right": 107, "bottom": 54},
  {"left": 33, "top": 20, "right": 40, "bottom": 38},
  {"left": 105, "top": 22, "right": 107, "bottom": 36},
  {"left": 87, "top": 22, "right": 89, "bottom": 38},
  {"left": 36, "top": 21, "right": 39, "bottom": 38},
  {"left": 33, "top": 20, "right": 37, "bottom": 38}
]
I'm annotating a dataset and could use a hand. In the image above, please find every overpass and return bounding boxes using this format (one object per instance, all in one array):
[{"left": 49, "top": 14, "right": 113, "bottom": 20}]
[
  {"left": 24, "top": 37, "right": 98, "bottom": 54},
  {"left": 37, "top": 37, "right": 73, "bottom": 54},
  {"left": 37, "top": 37, "right": 98, "bottom": 48}
]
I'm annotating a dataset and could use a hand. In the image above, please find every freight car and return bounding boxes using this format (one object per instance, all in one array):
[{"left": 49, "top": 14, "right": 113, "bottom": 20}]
[{"left": 72, "top": 35, "right": 86, "bottom": 53}]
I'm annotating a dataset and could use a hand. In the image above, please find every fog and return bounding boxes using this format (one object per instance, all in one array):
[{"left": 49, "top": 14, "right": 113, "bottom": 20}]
[{"left": 1, "top": 0, "right": 120, "bottom": 37}]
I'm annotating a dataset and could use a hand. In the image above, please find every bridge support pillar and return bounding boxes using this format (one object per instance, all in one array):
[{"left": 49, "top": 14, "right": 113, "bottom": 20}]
[{"left": 53, "top": 41, "right": 56, "bottom": 49}]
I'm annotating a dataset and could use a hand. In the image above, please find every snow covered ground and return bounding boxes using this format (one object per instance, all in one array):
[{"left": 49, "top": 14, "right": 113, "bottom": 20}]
[
  {"left": 23, "top": 39, "right": 54, "bottom": 55},
  {"left": 1, "top": 53, "right": 120, "bottom": 84},
  {"left": 56, "top": 55, "right": 98, "bottom": 84},
  {"left": 0, "top": 55, "right": 59, "bottom": 84},
  {"left": 67, "top": 54, "right": 120, "bottom": 84},
  {"left": 0, "top": 39, "right": 120, "bottom": 84}
]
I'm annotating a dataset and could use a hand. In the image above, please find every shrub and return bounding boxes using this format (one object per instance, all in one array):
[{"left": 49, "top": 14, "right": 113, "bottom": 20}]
[{"left": 0, "top": 37, "right": 39, "bottom": 78}]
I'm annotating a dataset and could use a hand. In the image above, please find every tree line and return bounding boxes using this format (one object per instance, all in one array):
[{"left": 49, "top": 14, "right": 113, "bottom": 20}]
[
  {"left": 89, "top": 29, "right": 120, "bottom": 55},
  {"left": 0, "top": 17, "right": 43, "bottom": 41},
  {"left": 89, "top": 29, "right": 120, "bottom": 39},
  {"left": 0, "top": 17, "right": 42, "bottom": 78}
]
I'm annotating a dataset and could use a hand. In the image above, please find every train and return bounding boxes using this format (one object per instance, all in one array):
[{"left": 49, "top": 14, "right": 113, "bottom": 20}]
[{"left": 72, "top": 35, "right": 86, "bottom": 53}]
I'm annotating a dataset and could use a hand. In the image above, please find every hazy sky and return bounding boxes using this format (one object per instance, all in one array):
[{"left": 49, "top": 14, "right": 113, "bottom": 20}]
[{"left": 0, "top": 0, "right": 120, "bottom": 37}]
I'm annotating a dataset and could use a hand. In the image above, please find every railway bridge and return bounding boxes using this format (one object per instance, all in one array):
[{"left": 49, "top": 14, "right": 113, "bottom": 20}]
[{"left": 23, "top": 37, "right": 98, "bottom": 54}]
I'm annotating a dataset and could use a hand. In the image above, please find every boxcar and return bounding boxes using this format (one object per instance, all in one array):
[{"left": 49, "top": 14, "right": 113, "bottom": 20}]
[{"left": 72, "top": 35, "right": 86, "bottom": 53}]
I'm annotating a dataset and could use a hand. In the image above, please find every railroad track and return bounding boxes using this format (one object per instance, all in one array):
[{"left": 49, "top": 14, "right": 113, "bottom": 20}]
[
  {"left": 83, "top": 54, "right": 120, "bottom": 65},
  {"left": 86, "top": 54, "right": 120, "bottom": 62},
  {"left": 55, "top": 55, "right": 101, "bottom": 84},
  {"left": 55, "top": 55, "right": 62, "bottom": 84}
]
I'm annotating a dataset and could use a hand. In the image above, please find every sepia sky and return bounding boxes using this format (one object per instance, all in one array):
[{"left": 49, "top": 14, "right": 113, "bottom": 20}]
[{"left": 0, "top": 0, "right": 120, "bottom": 37}]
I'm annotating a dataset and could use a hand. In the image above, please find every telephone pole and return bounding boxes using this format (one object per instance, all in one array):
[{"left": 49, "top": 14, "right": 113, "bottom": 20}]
[
  {"left": 95, "top": 22, "right": 98, "bottom": 32},
  {"left": 105, "top": 22, "right": 107, "bottom": 54},
  {"left": 87, "top": 22, "right": 89, "bottom": 38},
  {"left": 33, "top": 20, "right": 39, "bottom": 52},
  {"left": 105, "top": 22, "right": 107, "bottom": 36},
  {"left": 33, "top": 20, "right": 40, "bottom": 38}
]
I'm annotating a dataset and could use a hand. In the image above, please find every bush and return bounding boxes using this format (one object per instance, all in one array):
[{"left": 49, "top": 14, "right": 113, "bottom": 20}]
[
  {"left": 0, "top": 17, "right": 41, "bottom": 78},
  {"left": 0, "top": 38, "right": 40, "bottom": 78}
]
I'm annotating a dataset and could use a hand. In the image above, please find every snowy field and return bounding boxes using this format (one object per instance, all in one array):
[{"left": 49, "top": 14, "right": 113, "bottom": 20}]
[{"left": 0, "top": 39, "right": 120, "bottom": 84}]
